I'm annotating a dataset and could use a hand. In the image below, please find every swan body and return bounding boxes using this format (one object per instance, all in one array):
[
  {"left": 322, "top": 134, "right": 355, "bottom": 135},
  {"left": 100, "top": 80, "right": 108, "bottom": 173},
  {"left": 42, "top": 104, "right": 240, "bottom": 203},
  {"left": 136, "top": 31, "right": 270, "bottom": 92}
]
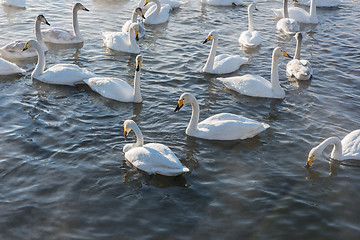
[
  {"left": 217, "top": 47, "right": 291, "bottom": 99},
  {"left": 200, "top": 0, "right": 244, "bottom": 6},
  {"left": 123, "top": 120, "right": 189, "bottom": 176},
  {"left": 143, "top": 0, "right": 171, "bottom": 25},
  {"left": 122, "top": 7, "right": 146, "bottom": 38},
  {"left": 274, "top": 0, "right": 318, "bottom": 24},
  {"left": 276, "top": 0, "right": 300, "bottom": 35},
  {"left": 84, "top": 55, "right": 143, "bottom": 103},
  {"left": 0, "top": 15, "right": 50, "bottom": 60},
  {"left": 174, "top": 93, "right": 269, "bottom": 140},
  {"left": 101, "top": 23, "right": 140, "bottom": 54},
  {"left": 286, "top": 32, "right": 313, "bottom": 80},
  {"left": 1, "top": 0, "right": 25, "bottom": 8},
  {"left": 138, "top": 0, "right": 183, "bottom": 10},
  {"left": 306, "top": 129, "right": 360, "bottom": 167},
  {"left": 42, "top": 3, "right": 89, "bottom": 44},
  {"left": 296, "top": 0, "right": 340, "bottom": 8},
  {"left": 0, "top": 58, "right": 25, "bottom": 75},
  {"left": 239, "top": 4, "right": 262, "bottom": 48},
  {"left": 203, "top": 30, "right": 248, "bottom": 74},
  {"left": 23, "top": 39, "right": 94, "bottom": 85}
]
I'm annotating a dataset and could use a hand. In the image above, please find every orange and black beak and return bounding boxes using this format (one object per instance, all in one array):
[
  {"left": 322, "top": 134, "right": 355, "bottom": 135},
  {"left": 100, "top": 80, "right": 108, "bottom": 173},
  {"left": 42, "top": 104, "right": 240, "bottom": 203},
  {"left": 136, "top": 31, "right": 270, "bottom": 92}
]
[
  {"left": 174, "top": 99, "right": 183, "bottom": 112},
  {"left": 22, "top": 42, "right": 28, "bottom": 52},
  {"left": 282, "top": 50, "right": 292, "bottom": 59},
  {"left": 203, "top": 35, "right": 211, "bottom": 44},
  {"left": 305, "top": 156, "right": 313, "bottom": 168}
]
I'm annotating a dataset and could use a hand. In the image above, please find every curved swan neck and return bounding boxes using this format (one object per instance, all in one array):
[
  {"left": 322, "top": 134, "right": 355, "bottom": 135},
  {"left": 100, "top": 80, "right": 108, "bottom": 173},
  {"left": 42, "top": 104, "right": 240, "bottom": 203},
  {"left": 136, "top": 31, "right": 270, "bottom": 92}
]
[
  {"left": 132, "top": 124, "right": 144, "bottom": 147},
  {"left": 35, "top": 19, "right": 46, "bottom": 50},
  {"left": 248, "top": 6, "right": 254, "bottom": 32},
  {"left": 204, "top": 36, "right": 218, "bottom": 72},
  {"left": 283, "top": 0, "right": 289, "bottom": 19},
  {"left": 309, "top": 0, "right": 317, "bottom": 20},
  {"left": 270, "top": 51, "right": 284, "bottom": 97},
  {"left": 72, "top": 6, "right": 83, "bottom": 40},
  {"left": 186, "top": 97, "right": 200, "bottom": 135},
  {"left": 31, "top": 41, "right": 46, "bottom": 78},
  {"left": 129, "top": 27, "right": 137, "bottom": 46},
  {"left": 152, "top": 0, "right": 161, "bottom": 16},
  {"left": 294, "top": 36, "right": 302, "bottom": 60},
  {"left": 131, "top": 10, "right": 137, "bottom": 23},
  {"left": 317, "top": 137, "right": 343, "bottom": 160},
  {"left": 133, "top": 69, "right": 142, "bottom": 103}
]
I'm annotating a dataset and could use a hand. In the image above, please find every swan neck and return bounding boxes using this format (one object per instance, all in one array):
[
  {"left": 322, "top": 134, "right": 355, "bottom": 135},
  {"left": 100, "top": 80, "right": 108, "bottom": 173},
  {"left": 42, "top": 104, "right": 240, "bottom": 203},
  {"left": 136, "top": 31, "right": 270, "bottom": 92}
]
[
  {"left": 131, "top": 11, "right": 137, "bottom": 23},
  {"left": 186, "top": 98, "right": 200, "bottom": 135},
  {"left": 154, "top": 0, "right": 161, "bottom": 16},
  {"left": 132, "top": 124, "right": 144, "bottom": 147},
  {"left": 294, "top": 37, "right": 302, "bottom": 60},
  {"left": 72, "top": 7, "right": 82, "bottom": 40},
  {"left": 35, "top": 20, "right": 46, "bottom": 50},
  {"left": 204, "top": 37, "right": 218, "bottom": 72},
  {"left": 283, "top": 0, "right": 289, "bottom": 18},
  {"left": 32, "top": 42, "right": 46, "bottom": 78},
  {"left": 310, "top": 0, "right": 317, "bottom": 19},
  {"left": 248, "top": 7, "right": 254, "bottom": 32},
  {"left": 270, "top": 52, "right": 283, "bottom": 97},
  {"left": 317, "top": 137, "right": 343, "bottom": 160},
  {"left": 133, "top": 69, "right": 142, "bottom": 103},
  {"left": 129, "top": 28, "right": 137, "bottom": 46}
]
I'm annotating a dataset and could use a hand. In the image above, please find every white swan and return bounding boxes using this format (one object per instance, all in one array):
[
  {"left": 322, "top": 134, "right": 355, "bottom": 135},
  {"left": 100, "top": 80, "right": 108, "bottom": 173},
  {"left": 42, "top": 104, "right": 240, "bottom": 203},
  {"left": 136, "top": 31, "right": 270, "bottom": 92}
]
[
  {"left": 239, "top": 4, "right": 262, "bottom": 48},
  {"left": 217, "top": 47, "right": 291, "bottom": 99},
  {"left": 42, "top": 3, "right": 89, "bottom": 44},
  {"left": 122, "top": 7, "right": 146, "bottom": 38},
  {"left": 200, "top": 0, "right": 244, "bottom": 6},
  {"left": 84, "top": 55, "right": 143, "bottom": 103},
  {"left": 1, "top": 0, "right": 25, "bottom": 8},
  {"left": 123, "top": 120, "right": 189, "bottom": 176},
  {"left": 286, "top": 32, "right": 313, "bottom": 80},
  {"left": 296, "top": 0, "right": 340, "bottom": 8},
  {"left": 0, "top": 15, "right": 50, "bottom": 60},
  {"left": 143, "top": 0, "right": 171, "bottom": 25},
  {"left": 274, "top": 0, "right": 318, "bottom": 24},
  {"left": 101, "top": 23, "right": 140, "bottom": 54},
  {"left": 0, "top": 58, "right": 25, "bottom": 75},
  {"left": 22, "top": 39, "right": 94, "bottom": 85},
  {"left": 306, "top": 129, "right": 360, "bottom": 167},
  {"left": 203, "top": 30, "right": 248, "bottom": 74},
  {"left": 138, "top": 0, "right": 183, "bottom": 10},
  {"left": 276, "top": 0, "right": 300, "bottom": 35},
  {"left": 174, "top": 93, "right": 270, "bottom": 140}
]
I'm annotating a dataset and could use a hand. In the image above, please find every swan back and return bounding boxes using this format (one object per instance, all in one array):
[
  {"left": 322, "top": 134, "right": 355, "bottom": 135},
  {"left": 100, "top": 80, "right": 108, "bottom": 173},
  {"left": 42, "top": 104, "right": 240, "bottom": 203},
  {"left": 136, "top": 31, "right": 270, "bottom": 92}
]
[{"left": 341, "top": 130, "right": 360, "bottom": 160}]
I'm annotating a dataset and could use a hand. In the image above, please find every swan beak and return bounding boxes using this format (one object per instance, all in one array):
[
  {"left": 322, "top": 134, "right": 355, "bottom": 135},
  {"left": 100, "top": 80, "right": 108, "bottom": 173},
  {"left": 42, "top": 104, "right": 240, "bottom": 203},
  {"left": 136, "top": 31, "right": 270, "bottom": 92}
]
[
  {"left": 174, "top": 100, "right": 183, "bottom": 112},
  {"left": 144, "top": 0, "right": 149, "bottom": 6},
  {"left": 43, "top": 17, "right": 50, "bottom": 26},
  {"left": 255, "top": 6, "right": 258, "bottom": 11},
  {"left": 124, "top": 130, "right": 129, "bottom": 139},
  {"left": 282, "top": 50, "right": 292, "bottom": 59},
  {"left": 293, "top": 0, "right": 298, "bottom": 3},
  {"left": 203, "top": 35, "right": 211, "bottom": 44},
  {"left": 305, "top": 156, "right": 313, "bottom": 168},
  {"left": 22, "top": 43, "right": 28, "bottom": 52},
  {"left": 83, "top": 7, "right": 89, "bottom": 12},
  {"left": 136, "top": 61, "right": 141, "bottom": 72},
  {"left": 140, "top": 10, "right": 146, "bottom": 19},
  {"left": 135, "top": 30, "right": 139, "bottom": 41}
]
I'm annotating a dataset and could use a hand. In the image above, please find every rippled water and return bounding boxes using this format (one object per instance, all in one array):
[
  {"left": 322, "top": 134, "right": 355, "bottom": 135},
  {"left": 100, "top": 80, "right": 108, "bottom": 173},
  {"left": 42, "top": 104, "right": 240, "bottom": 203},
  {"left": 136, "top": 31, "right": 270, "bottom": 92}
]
[{"left": 0, "top": 0, "right": 359, "bottom": 239}]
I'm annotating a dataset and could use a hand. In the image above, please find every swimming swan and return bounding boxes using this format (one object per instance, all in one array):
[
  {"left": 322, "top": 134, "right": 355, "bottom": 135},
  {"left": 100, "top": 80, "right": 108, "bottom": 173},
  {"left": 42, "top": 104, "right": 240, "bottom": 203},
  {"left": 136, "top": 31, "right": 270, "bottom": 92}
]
[
  {"left": 296, "top": 0, "right": 340, "bottom": 8},
  {"left": 22, "top": 39, "right": 94, "bottom": 85},
  {"left": 0, "top": 58, "right": 26, "bottom": 75},
  {"left": 143, "top": 0, "right": 171, "bottom": 25},
  {"left": 217, "top": 47, "right": 291, "bottom": 99},
  {"left": 138, "top": 0, "right": 183, "bottom": 10},
  {"left": 306, "top": 129, "right": 360, "bottom": 167},
  {"left": 1, "top": 0, "right": 25, "bottom": 8},
  {"left": 286, "top": 32, "right": 313, "bottom": 80},
  {"left": 174, "top": 93, "right": 270, "bottom": 140},
  {"left": 200, "top": 0, "right": 244, "bottom": 6},
  {"left": 239, "top": 3, "right": 262, "bottom": 48},
  {"left": 203, "top": 30, "right": 248, "bottom": 74},
  {"left": 123, "top": 120, "right": 189, "bottom": 176},
  {"left": 274, "top": 0, "right": 318, "bottom": 24},
  {"left": 101, "top": 23, "right": 140, "bottom": 54},
  {"left": 42, "top": 3, "right": 89, "bottom": 44},
  {"left": 0, "top": 15, "right": 50, "bottom": 59},
  {"left": 84, "top": 55, "right": 143, "bottom": 103},
  {"left": 122, "top": 7, "right": 146, "bottom": 38},
  {"left": 276, "top": 0, "right": 300, "bottom": 35}
]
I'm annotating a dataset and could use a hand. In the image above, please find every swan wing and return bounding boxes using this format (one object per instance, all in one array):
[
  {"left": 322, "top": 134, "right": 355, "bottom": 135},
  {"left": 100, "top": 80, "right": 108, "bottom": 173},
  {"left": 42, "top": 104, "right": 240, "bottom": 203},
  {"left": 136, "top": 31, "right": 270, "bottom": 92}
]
[
  {"left": 84, "top": 77, "right": 135, "bottom": 102},
  {"left": 2, "top": 0, "right": 26, "bottom": 8},
  {"left": 286, "top": 59, "right": 313, "bottom": 80},
  {"left": 196, "top": 113, "right": 269, "bottom": 140},
  {"left": 0, "top": 58, "right": 25, "bottom": 75},
  {"left": 288, "top": 7, "right": 314, "bottom": 24},
  {"left": 297, "top": 0, "right": 340, "bottom": 7},
  {"left": 218, "top": 74, "right": 276, "bottom": 98},
  {"left": 121, "top": 20, "right": 132, "bottom": 33},
  {"left": 213, "top": 54, "right": 248, "bottom": 74},
  {"left": 42, "top": 28, "right": 78, "bottom": 44},
  {"left": 101, "top": 31, "right": 139, "bottom": 53},
  {"left": 37, "top": 64, "right": 94, "bottom": 85},
  {"left": 341, "top": 130, "right": 360, "bottom": 160},
  {"left": 276, "top": 18, "right": 300, "bottom": 35},
  {"left": 239, "top": 31, "right": 261, "bottom": 47},
  {"left": 144, "top": 5, "right": 171, "bottom": 24}
]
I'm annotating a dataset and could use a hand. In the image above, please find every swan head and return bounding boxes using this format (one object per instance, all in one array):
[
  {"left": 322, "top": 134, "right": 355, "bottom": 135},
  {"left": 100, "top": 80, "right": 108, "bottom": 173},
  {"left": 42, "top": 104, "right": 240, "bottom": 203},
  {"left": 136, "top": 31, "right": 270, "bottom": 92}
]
[
  {"left": 174, "top": 92, "right": 195, "bottom": 112},
  {"left": 22, "top": 39, "right": 38, "bottom": 52},
  {"left": 130, "top": 23, "right": 140, "bottom": 41},
  {"left": 144, "top": 0, "right": 156, "bottom": 6},
  {"left": 203, "top": 30, "right": 218, "bottom": 44},
  {"left": 74, "top": 3, "right": 89, "bottom": 12},
  {"left": 123, "top": 120, "right": 137, "bottom": 139},
  {"left": 273, "top": 47, "right": 292, "bottom": 59},
  {"left": 37, "top": 15, "right": 50, "bottom": 26},
  {"left": 136, "top": 55, "right": 143, "bottom": 72},
  {"left": 294, "top": 32, "right": 303, "bottom": 42},
  {"left": 249, "top": 3, "right": 258, "bottom": 12},
  {"left": 306, "top": 146, "right": 322, "bottom": 168},
  {"left": 135, "top": 7, "right": 146, "bottom": 19}
]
